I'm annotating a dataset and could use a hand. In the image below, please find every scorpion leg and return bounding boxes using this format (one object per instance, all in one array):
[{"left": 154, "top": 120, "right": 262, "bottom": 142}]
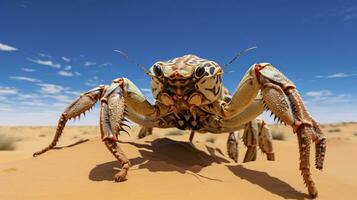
[
  {"left": 189, "top": 130, "right": 195, "bottom": 142},
  {"left": 242, "top": 121, "right": 258, "bottom": 163},
  {"left": 100, "top": 82, "right": 134, "bottom": 182},
  {"left": 222, "top": 63, "right": 325, "bottom": 198},
  {"left": 33, "top": 86, "right": 105, "bottom": 157},
  {"left": 227, "top": 132, "right": 238, "bottom": 162},
  {"left": 257, "top": 119, "right": 275, "bottom": 161}
]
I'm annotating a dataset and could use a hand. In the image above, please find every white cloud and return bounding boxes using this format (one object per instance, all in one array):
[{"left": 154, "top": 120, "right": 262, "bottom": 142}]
[
  {"left": 38, "top": 53, "right": 51, "bottom": 58},
  {"left": 58, "top": 70, "right": 74, "bottom": 77},
  {"left": 44, "top": 94, "right": 73, "bottom": 103},
  {"left": 100, "top": 62, "right": 112, "bottom": 67},
  {"left": 17, "top": 93, "right": 40, "bottom": 100},
  {"left": 140, "top": 88, "right": 152, "bottom": 92},
  {"left": 64, "top": 65, "right": 72, "bottom": 70},
  {"left": 74, "top": 72, "right": 81, "bottom": 76},
  {"left": 84, "top": 61, "right": 96, "bottom": 67},
  {"left": 0, "top": 86, "right": 18, "bottom": 95},
  {"left": 27, "top": 58, "right": 61, "bottom": 68},
  {"left": 85, "top": 76, "right": 103, "bottom": 86},
  {"left": 305, "top": 90, "right": 332, "bottom": 98},
  {"left": 0, "top": 43, "right": 18, "bottom": 52},
  {"left": 37, "top": 83, "right": 65, "bottom": 94},
  {"left": 0, "top": 96, "right": 6, "bottom": 101},
  {"left": 316, "top": 72, "right": 357, "bottom": 79},
  {"left": 21, "top": 68, "right": 36, "bottom": 72},
  {"left": 305, "top": 90, "right": 352, "bottom": 104},
  {"left": 62, "top": 56, "right": 71, "bottom": 62},
  {"left": 9, "top": 76, "right": 42, "bottom": 83}
]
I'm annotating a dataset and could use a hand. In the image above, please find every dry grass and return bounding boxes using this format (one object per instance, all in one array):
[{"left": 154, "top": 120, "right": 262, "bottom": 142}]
[
  {"left": 205, "top": 136, "right": 216, "bottom": 143},
  {"left": 0, "top": 134, "right": 17, "bottom": 150},
  {"left": 165, "top": 130, "right": 185, "bottom": 136},
  {"left": 328, "top": 128, "right": 341, "bottom": 133},
  {"left": 271, "top": 131, "right": 286, "bottom": 141}
]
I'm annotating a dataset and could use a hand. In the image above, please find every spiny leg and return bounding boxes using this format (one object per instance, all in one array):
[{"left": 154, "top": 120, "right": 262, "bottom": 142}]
[
  {"left": 100, "top": 84, "right": 131, "bottom": 182},
  {"left": 33, "top": 86, "right": 104, "bottom": 157},
  {"left": 242, "top": 121, "right": 258, "bottom": 163},
  {"left": 257, "top": 63, "right": 324, "bottom": 198},
  {"left": 221, "top": 63, "right": 325, "bottom": 197},
  {"left": 227, "top": 132, "right": 238, "bottom": 162},
  {"left": 297, "top": 125, "right": 317, "bottom": 198},
  {"left": 257, "top": 119, "right": 275, "bottom": 161}
]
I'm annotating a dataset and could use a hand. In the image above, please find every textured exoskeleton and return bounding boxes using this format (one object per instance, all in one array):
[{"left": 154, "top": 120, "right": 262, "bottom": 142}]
[{"left": 34, "top": 54, "right": 326, "bottom": 198}]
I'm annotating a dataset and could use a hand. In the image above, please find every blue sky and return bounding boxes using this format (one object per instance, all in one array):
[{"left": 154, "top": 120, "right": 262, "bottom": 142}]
[{"left": 0, "top": 0, "right": 356, "bottom": 125}]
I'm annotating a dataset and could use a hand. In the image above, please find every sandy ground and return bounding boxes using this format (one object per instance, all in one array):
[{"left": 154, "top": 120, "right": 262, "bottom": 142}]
[{"left": 1, "top": 123, "right": 357, "bottom": 200}]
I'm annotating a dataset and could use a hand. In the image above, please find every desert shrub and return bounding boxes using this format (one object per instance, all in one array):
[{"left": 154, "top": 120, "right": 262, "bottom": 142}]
[
  {"left": 353, "top": 133, "right": 357, "bottom": 136},
  {"left": 165, "top": 130, "right": 185, "bottom": 136},
  {"left": 0, "top": 134, "right": 17, "bottom": 150},
  {"left": 205, "top": 136, "right": 216, "bottom": 143},
  {"left": 328, "top": 128, "right": 341, "bottom": 133},
  {"left": 39, "top": 134, "right": 46, "bottom": 137},
  {"left": 271, "top": 131, "right": 286, "bottom": 141}
]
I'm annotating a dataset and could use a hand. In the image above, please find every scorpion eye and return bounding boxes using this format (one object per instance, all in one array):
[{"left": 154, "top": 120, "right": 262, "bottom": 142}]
[
  {"left": 153, "top": 64, "right": 163, "bottom": 77},
  {"left": 195, "top": 66, "right": 205, "bottom": 78}
]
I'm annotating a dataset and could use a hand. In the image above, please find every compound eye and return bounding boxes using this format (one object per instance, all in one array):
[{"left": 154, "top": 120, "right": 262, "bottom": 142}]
[
  {"left": 153, "top": 64, "right": 163, "bottom": 77},
  {"left": 195, "top": 66, "right": 205, "bottom": 78}
]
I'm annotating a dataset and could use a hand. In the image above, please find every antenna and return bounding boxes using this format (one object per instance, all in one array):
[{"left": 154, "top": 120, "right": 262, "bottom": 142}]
[
  {"left": 223, "top": 46, "right": 258, "bottom": 69},
  {"left": 114, "top": 50, "right": 151, "bottom": 76}
]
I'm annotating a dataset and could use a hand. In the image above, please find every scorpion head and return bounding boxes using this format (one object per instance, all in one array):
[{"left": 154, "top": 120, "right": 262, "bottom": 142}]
[{"left": 150, "top": 54, "right": 224, "bottom": 106}]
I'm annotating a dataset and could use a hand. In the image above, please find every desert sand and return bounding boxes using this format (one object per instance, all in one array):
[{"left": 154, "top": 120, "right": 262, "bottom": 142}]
[{"left": 1, "top": 123, "right": 357, "bottom": 200}]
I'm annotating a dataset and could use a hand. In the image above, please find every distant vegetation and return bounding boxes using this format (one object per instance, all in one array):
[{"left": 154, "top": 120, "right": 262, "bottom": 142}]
[
  {"left": 271, "top": 131, "right": 286, "bottom": 141},
  {"left": 328, "top": 128, "right": 341, "bottom": 133},
  {"left": 165, "top": 130, "right": 185, "bottom": 136},
  {"left": 0, "top": 133, "right": 17, "bottom": 150}
]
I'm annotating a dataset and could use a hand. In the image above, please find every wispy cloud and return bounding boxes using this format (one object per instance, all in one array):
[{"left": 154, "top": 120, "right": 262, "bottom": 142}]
[
  {"left": 100, "top": 62, "right": 112, "bottom": 67},
  {"left": 140, "top": 88, "right": 152, "bottom": 92},
  {"left": 58, "top": 71, "right": 74, "bottom": 77},
  {"left": 21, "top": 68, "right": 36, "bottom": 72},
  {"left": 316, "top": 72, "right": 357, "bottom": 79},
  {"left": 305, "top": 90, "right": 352, "bottom": 104},
  {"left": 9, "top": 76, "right": 42, "bottom": 83},
  {"left": 0, "top": 86, "right": 18, "bottom": 95},
  {"left": 64, "top": 65, "right": 72, "bottom": 70},
  {"left": 44, "top": 94, "right": 72, "bottom": 103},
  {"left": 37, "top": 83, "right": 65, "bottom": 94},
  {"left": 85, "top": 76, "right": 103, "bottom": 86},
  {"left": 84, "top": 61, "right": 96, "bottom": 67},
  {"left": 343, "top": 6, "right": 357, "bottom": 21},
  {"left": 38, "top": 53, "right": 51, "bottom": 58},
  {"left": 27, "top": 58, "right": 61, "bottom": 68},
  {"left": 0, "top": 43, "right": 18, "bottom": 52},
  {"left": 62, "top": 56, "right": 71, "bottom": 62}
]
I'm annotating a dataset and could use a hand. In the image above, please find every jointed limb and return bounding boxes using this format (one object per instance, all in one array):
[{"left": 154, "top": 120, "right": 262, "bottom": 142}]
[
  {"left": 242, "top": 119, "right": 274, "bottom": 162},
  {"left": 33, "top": 86, "right": 105, "bottom": 157},
  {"left": 221, "top": 63, "right": 325, "bottom": 198}
]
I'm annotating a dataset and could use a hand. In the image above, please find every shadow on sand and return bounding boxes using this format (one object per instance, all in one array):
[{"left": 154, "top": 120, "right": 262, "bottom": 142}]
[
  {"left": 89, "top": 137, "right": 308, "bottom": 199},
  {"left": 89, "top": 137, "right": 228, "bottom": 182},
  {"left": 227, "top": 165, "right": 309, "bottom": 199}
]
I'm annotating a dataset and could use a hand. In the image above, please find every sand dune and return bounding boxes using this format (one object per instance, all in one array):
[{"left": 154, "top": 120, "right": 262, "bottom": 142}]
[{"left": 1, "top": 124, "right": 357, "bottom": 199}]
